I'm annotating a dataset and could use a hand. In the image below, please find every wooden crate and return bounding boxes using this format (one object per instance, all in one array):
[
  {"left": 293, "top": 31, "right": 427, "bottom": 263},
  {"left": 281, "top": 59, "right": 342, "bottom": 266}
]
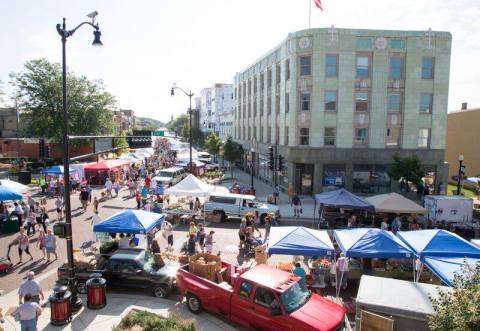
[{"left": 189, "top": 253, "right": 222, "bottom": 282}]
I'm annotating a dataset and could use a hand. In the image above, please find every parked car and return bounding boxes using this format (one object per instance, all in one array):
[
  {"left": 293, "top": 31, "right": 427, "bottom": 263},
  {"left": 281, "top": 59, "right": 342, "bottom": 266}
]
[
  {"left": 57, "top": 248, "right": 179, "bottom": 298},
  {"left": 176, "top": 262, "right": 347, "bottom": 331},
  {"left": 153, "top": 166, "right": 187, "bottom": 186},
  {"left": 197, "top": 152, "right": 212, "bottom": 164},
  {"left": 204, "top": 193, "right": 280, "bottom": 222}
]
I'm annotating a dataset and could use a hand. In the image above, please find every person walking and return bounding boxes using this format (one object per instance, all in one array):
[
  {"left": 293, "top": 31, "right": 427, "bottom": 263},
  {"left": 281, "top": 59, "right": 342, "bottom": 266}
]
[
  {"left": 44, "top": 229, "right": 58, "bottom": 262},
  {"left": 55, "top": 197, "right": 64, "bottom": 222},
  {"left": 113, "top": 181, "right": 121, "bottom": 197},
  {"left": 37, "top": 230, "right": 46, "bottom": 260},
  {"left": 13, "top": 202, "right": 24, "bottom": 227},
  {"left": 79, "top": 188, "right": 89, "bottom": 213},
  {"left": 92, "top": 196, "right": 99, "bottom": 214},
  {"left": 18, "top": 272, "right": 44, "bottom": 304},
  {"left": 25, "top": 209, "right": 36, "bottom": 236},
  {"left": 291, "top": 193, "right": 301, "bottom": 218},
  {"left": 16, "top": 228, "right": 33, "bottom": 263},
  {"left": 197, "top": 226, "right": 206, "bottom": 253},
  {"left": 263, "top": 216, "right": 272, "bottom": 244},
  {"left": 187, "top": 234, "right": 196, "bottom": 256},
  {"left": 34, "top": 202, "right": 46, "bottom": 233},
  {"left": 336, "top": 253, "right": 349, "bottom": 290},
  {"left": 238, "top": 219, "right": 247, "bottom": 250},
  {"left": 13, "top": 294, "right": 42, "bottom": 331},
  {"left": 135, "top": 190, "right": 141, "bottom": 209},
  {"left": 205, "top": 230, "right": 215, "bottom": 254},
  {"left": 162, "top": 220, "right": 174, "bottom": 252},
  {"left": 105, "top": 177, "right": 113, "bottom": 199}
]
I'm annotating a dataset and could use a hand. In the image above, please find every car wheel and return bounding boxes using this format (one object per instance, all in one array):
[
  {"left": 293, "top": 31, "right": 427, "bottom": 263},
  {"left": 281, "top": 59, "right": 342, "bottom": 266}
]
[
  {"left": 76, "top": 282, "right": 87, "bottom": 294},
  {"left": 153, "top": 284, "right": 169, "bottom": 298},
  {"left": 186, "top": 293, "right": 202, "bottom": 314}
]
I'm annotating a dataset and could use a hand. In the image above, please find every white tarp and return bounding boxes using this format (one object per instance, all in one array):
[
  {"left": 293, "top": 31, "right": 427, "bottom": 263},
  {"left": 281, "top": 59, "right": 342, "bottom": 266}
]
[{"left": 164, "top": 174, "right": 214, "bottom": 197}]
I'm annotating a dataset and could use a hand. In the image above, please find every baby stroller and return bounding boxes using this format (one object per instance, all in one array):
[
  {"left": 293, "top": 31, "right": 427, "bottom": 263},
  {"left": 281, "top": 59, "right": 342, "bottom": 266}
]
[
  {"left": 243, "top": 236, "right": 262, "bottom": 258},
  {"left": 0, "top": 244, "right": 13, "bottom": 273}
]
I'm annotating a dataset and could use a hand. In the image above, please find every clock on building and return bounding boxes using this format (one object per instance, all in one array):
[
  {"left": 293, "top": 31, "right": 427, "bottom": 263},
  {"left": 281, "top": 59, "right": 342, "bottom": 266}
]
[
  {"left": 298, "top": 36, "right": 312, "bottom": 49},
  {"left": 375, "top": 37, "right": 387, "bottom": 50}
]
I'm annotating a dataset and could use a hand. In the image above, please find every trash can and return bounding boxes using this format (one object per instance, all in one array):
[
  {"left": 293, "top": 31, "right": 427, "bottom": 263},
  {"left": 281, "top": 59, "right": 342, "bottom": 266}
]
[
  {"left": 1, "top": 215, "right": 19, "bottom": 234},
  {"left": 49, "top": 286, "right": 72, "bottom": 326},
  {"left": 17, "top": 171, "right": 31, "bottom": 185},
  {"left": 86, "top": 273, "right": 107, "bottom": 309}
]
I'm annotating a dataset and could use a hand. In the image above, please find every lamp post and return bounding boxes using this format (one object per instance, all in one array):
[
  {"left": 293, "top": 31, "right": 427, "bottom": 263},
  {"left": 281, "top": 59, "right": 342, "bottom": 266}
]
[
  {"left": 56, "top": 12, "right": 103, "bottom": 312},
  {"left": 250, "top": 147, "right": 255, "bottom": 190},
  {"left": 457, "top": 154, "right": 464, "bottom": 195},
  {"left": 171, "top": 84, "right": 194, "bottom": 173}
]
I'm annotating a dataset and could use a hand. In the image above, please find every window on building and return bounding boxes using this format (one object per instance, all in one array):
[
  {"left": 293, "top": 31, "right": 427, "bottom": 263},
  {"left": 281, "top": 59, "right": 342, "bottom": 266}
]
[
  {"left": 253, "top": 102, "right": 257, "bottom": 117},
  {"left": 325, "top": 91, "right": 337, "bottom": 112},
  {"left": 324, "top": 127, "right": 336, "bottom": 146},
  {"left": 285, "top": 59, "right": 290, "bottom": 81},
  {"left": 301, "top": 93, "right": 311, "bottom": 111},
  {"left": 253, "top": 126, "right": 257, "bottom": 139},
  {"left": 242, "top": 126, "right": 245, "bottom": 140},
  {"left": 260, "top": 74, "right": 264, "bottom": 91},
  {"left": 260, "top": 127, "right": 264, "bottom": 142},
  {"left": 325, "top": 54, "right": 338, "bottom": 77},
  {"left": 284, "top": 126, "right": 289, "bottom": 145},
  {"left": 299, "top": 128, "right": 309, "bottom": 145},
  {"left": 275, "top": 96, "right": 280, "bottom": 114},
  {"left": 387, "top": 93, "right": 402, "bottom": 112},
  {"left": 390, "top": 39, "right": 405, "bottom": 50},
  {"left": 354, "top": 128, "right": 368, "bottom": 145},
  {"left": 420, "top": 93, "right": 433, "bottom": 113},
  {"left": 300, "top": 56, "right": 312, "bottom": 76},
  {"left": 386, "top": 127, "right": 400, "bottom": 147},
  {"left": 267, "top": 126, "right": 271, "bottom": 143},
  {"left": 267, "top": 69, "right": 272, "bottom": 87},
  {"left": 276, "top": 64, "right": 281, "bottom": 83},
  {"left": 422, "top": 57, "right": 434, "bottom": 79},
  {"left": 248, "top": 126, "right": 251, "bottom": 140},
  {"left": 357, "top": 38, "right": 372, "bottom": 49},
  {"left": 247, "top": 104, "right": 251, "bottom": 118},
  {"left": 267, "top": 97, "right": 272, "bottom": 115},
  {"left": 275, "top": 126, "right": 280, "bottom": 144},
  {"left": 285, "top": 93, "right": 290, "bottom": 113},
  {"left": 355, "top": 92, "right": 369, "bottom": 111},
  {"left": 389, "top": 56, "right": 404, "bottom": 79},
  {"left": 356, "top": 56, "right": 370, "bottom": 77},
  {"left": 260, "top": 98, "right": 264, "bottom": 116},
  {"left": 418, "top": 128, "right": 430, "bottom": 148}
]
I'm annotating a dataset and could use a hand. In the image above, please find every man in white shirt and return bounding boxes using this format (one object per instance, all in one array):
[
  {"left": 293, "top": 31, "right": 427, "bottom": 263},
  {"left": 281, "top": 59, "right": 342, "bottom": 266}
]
[
  {"left": 18, "top": 272, "right": 44, "bottom": 304},
  {"left": 336, "top": 253, "right": 349, "bottom": 290},
  {"left": 105, "top": 178, "right": 113, "bottom": 199},
  {"left": 13, "top": 294, "right": 42, "bottom": 331}
]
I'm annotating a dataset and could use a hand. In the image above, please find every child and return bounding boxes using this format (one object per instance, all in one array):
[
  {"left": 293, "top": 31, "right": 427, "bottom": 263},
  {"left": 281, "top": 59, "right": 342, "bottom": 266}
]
[{"left": 205, "top": 231, "right": 215, "bottom": 254}]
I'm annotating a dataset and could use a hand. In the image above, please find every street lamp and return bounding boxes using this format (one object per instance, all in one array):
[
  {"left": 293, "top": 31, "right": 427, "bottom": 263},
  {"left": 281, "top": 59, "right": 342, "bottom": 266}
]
[
  {"left": 56, "top": 11, "right": 102, "bottom": 312},
  {"left": 457, "top": 154, "right": 465, "bottom": 195},
  {"left": 250, "top": 147, "right": 255, "bottom": 190},
  {"left": 171, "top": 84, "right": 194, "bottom": 173}
]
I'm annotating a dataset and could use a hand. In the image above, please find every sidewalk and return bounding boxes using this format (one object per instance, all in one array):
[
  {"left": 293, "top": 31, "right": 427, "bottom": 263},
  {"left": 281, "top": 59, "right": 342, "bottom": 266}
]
[{"left": 0, "top": 289, "right": 239, "bottom": 331}]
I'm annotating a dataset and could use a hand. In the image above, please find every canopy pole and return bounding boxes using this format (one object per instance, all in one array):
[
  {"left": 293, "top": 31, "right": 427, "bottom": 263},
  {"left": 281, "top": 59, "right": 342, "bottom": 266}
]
[{"left": 313, "top": 200, "right": 316, "bottom": 228}]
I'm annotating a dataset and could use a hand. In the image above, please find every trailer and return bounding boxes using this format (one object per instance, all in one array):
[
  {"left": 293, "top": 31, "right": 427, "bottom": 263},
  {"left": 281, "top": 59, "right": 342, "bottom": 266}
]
[{"left": 424, "top": 195, "right": 473, "bottom": 225}]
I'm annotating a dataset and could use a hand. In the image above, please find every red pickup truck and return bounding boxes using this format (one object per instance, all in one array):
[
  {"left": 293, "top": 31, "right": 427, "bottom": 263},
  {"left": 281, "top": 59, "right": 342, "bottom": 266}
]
[{"left": 176, "top": 263, "right": 347, "bottom": 331}]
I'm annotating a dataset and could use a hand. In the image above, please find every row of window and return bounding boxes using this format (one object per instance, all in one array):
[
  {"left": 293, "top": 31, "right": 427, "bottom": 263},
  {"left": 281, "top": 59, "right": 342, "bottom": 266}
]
[
  {"left": 300, "top": 54, "right": 434, "bottom": 79},
  {"left": 301, "top": 91, "right": 434, "bottom": 113}
]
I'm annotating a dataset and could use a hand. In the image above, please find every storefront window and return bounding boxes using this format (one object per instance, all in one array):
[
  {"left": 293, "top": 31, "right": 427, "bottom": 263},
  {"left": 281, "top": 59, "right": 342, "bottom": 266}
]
[
  {"left": 295, "top": 164, "right": 314, "bottom": 195},
  {"left": 352, "top": 165, "right": 391, "bottom": 194},
  {"left": 323, "top": 164, "right": 346, "bottom": 190}
]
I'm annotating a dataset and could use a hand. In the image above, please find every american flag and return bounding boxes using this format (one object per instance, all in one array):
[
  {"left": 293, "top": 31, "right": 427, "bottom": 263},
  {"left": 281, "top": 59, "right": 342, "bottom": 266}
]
[{"left": 314, "top": 0, "right": 323, "bottom": 10}]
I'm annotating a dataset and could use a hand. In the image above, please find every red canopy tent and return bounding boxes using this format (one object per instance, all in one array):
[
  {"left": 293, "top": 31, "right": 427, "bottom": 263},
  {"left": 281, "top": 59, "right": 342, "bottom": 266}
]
[{"left": 84, "top": 160, "right": 130, "bottom": 185}]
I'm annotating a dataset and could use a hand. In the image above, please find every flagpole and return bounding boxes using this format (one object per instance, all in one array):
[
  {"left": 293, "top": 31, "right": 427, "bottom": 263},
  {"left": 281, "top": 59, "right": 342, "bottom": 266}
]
[{"left": 308, "top": 0, "right": 312, "bottom": 29}]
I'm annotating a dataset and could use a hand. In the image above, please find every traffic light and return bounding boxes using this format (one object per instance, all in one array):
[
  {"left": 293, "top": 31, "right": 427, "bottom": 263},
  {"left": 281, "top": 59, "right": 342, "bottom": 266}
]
[
  {"left": 277, "top": 155, "right": 284, "bottom": 172},
  {"left": 268, "top": 146, "right": 274, "bottom": 171},
  {"left": 39, "top": 139, "right": 45, "bottom": 158},
  {"left": 44, "top": 145, "right": 50, "bottom": 158}
]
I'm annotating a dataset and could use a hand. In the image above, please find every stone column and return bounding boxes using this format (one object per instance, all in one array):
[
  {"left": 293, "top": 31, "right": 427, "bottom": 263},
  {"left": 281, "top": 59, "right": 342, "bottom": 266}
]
[
  {"left": 345, "top": 163, "right": 354, "bottom": 191},
  {"left": 314, "top": 163, "right": 323, "bottom": 194}
]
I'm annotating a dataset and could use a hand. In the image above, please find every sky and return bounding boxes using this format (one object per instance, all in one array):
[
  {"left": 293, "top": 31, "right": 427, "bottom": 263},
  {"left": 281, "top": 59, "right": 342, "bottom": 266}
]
[{"left": 0, "top": 0, "right": 479, "bottom": 122}]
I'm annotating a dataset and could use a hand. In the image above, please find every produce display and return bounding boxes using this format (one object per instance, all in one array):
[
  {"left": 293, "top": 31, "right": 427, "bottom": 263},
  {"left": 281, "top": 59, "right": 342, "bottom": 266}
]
[
  {"left": 276, "top": 262, "right": 294, "bottom": 272},
  {"left": 310, "top": 258, "right": 331, "bottom": 269}
]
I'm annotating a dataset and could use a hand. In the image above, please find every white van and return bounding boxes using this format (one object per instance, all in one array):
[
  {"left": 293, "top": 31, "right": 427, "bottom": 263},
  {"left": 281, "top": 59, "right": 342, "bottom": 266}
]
[
  {"left": 153, "top": 167, "right": 186, "bottom": 186},
  {"left": 197, "top": 152, "right": 212, "bottom": 164}
]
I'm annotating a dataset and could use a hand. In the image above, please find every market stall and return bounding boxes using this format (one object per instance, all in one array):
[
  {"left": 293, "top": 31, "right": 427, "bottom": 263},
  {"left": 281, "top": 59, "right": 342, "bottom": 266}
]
[
  {"left": 397, "top": 229, "right": 480, "bottom": 285},
  {"left": 366, "top": 192, "right": 426, "bottom": 214},
  {"left": 314, "top": 188, "right": 374, "bottom": 227},
  {"left": 421, "top": 256, "right": 480, "bottom": 287},
  {"left": 0, "top": 179, "right": 29, "bottom": 193},
  {"left": 84, "top": 160, "right": 130, "bottom": 185},
  {"left": 42, "top": 165, "right": 77, "bottom": 176}
]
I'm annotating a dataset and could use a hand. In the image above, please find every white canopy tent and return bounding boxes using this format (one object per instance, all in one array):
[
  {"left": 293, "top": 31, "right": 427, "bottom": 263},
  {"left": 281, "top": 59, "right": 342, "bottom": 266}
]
[
  {"left": 164, "top": 174, "right": 214, "bottom": 197},
  {"left": 0, "top": 179, "right": 30, "bottom": 193}
]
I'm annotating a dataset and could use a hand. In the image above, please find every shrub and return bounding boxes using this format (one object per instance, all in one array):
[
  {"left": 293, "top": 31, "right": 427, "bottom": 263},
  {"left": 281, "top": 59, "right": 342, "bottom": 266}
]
[
  {"left": 114, "top": 310, "right": 197, "bottom": 331},
  {"left": 99, "top": 240, "right": 118, "bottom": 254}
]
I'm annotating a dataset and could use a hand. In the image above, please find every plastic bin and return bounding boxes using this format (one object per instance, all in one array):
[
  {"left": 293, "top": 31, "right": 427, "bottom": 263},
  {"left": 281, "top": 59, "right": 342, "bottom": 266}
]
[
  {"left": 86, "top": 273, "right": 107, "bottom": 309},
  {"left": 49, "top": 286, "right": 72, "bottom": 326}
]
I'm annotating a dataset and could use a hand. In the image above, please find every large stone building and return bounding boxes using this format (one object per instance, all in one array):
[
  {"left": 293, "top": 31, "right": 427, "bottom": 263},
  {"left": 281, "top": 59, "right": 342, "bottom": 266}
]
[
  {"left": 234, "top": 27, "right": 451, "bottom": 195},
  {"left": 0, "top": 108, "right": 21, "bottom": 138},
  {"left": 445, "top": 103, "right": 480, "bottom": 180},
  {"left": 113, "top": 109, "right": 135, "bottom": 134},
  {"left": 199, "top": 83, "right": 234, "bottom": 140}
]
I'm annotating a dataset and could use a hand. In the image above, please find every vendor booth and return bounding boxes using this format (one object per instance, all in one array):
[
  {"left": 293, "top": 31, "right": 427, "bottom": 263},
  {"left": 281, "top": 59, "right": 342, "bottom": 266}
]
[
  {"left": 0, "top": 179, "right": 29, "bottom": 193},
  {"left": 421, "top": 256, "right": 480, "bottom": 287},
  {"left": 42, "top": 165, "right": 76, "bottom": 176},
  {"left": 84, "top": 160, "right": 130, "bottom": 185},
  {"left": 267, "top": 226, "right": 334, "bottom": 256},
  {"left": 397, "top": 229, "right": 480, "bottom": 285},
  {"left": 314, "top": 188, "right": 374, "bottom": 227},
  {"left": 366, "top": 192, "right": 426, "bottom": 214},
  {"left": 164, "top": 174, "right": 213, "bottom": 197},
  {"left": 93, "top": 209, "right": 164, "bottom": 238}
]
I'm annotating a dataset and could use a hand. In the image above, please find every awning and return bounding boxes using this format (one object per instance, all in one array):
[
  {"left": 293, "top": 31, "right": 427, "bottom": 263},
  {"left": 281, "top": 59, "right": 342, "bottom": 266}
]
[
  {"left": 423, "top": 256, "right": 480, "bottom": 287},
  {"left": 267, "top": 226, "right": 334, "bottom": 256},
  {"left": 93, "top": 210, "right": 164, "bottom": 235},
  {"left": 164, "top": 174, "right": 214, "bottom": 197},
  {"left": 42, "top": 165, "right": 76, "bottom": 175},
  {"left": 315, "top": 189, "right": 374, "bottom": 210},
  {"left": 366, "top": 193, "right": 426, "bottom": 214},
  {"left": 0, "top": 186, "right": 23, "bottom": 201},
  {"left": 0, "top": 179, "right": 29, "bottom": 193},
  {"left": 333, "top": 228, "right": 413, "bottom": 259},
  {"left": 84, "top": 160, "right": 130, "bottom": 171}
]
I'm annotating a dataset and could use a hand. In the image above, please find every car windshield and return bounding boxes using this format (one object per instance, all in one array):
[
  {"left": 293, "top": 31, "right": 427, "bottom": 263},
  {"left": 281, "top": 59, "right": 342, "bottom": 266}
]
[
  {"left": 158, "top": 171, "right": 173, "bottom": 178},
  {"left": 138, "top": 251, "right": 158, "bottom": 273},
  {"left": 280, "top": 282, "right": 311, "bottom": 313}
]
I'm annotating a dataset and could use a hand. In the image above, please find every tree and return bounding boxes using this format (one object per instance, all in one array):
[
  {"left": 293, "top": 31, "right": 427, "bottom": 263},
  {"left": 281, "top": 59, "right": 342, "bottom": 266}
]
[
  {"left": 428, "top": 261, "right": 480, "bottom": 331},
  {"left": 221, "top": 136, "right": 243, "bottom": 178},
  {"left": 191, "top": 128, "right": 205, "bottom": 148},
  {"left": 0, "top": 79, "right": 4, "bottom": 104},
  {"left": 166, "top": 114, "right": 188, "bottom": 137},
  {"left": 114, "top": 133, "right": 129, "bottom": 156},
  {"left": 9, "top": 58, "right": 115, "bottom": 145},
  {"left": 205, "top": 132, "right": 222, "bottom": 162},
  {"left": 389, "top": 154, "right": 425, "bottom": 192}
]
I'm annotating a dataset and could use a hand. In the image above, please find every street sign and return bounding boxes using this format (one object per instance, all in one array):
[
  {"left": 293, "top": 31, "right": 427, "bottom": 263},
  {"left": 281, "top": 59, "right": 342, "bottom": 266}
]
[{"left": 152, "top": 131, "right": 164, "bottom": 137}]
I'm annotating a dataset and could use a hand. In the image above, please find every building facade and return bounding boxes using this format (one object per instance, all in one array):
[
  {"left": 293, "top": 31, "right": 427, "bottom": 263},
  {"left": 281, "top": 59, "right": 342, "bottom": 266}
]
[
  {"left": 198, "top": 84, "right": 234, "bottom": 140},
  {"left": 0, "top": 108, "right": 21, "bottom": 138},
  {"left": 234, "top": 27, "right": 451, "bottom": 195},
  {"left": 445, "top": 104, "right": 480, "bottom": 180},
  {"left": 113, "top": 109, "right": 135, "bottom": 134}
]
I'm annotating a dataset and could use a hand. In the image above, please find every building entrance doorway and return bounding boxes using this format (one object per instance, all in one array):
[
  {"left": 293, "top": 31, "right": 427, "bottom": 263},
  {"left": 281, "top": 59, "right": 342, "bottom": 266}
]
[{"left": 295, "top": 163, "right": 314, "bottom": 195}]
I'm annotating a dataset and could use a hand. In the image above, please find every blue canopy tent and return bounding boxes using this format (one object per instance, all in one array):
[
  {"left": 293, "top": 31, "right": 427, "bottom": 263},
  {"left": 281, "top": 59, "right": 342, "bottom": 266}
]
[
  {"left": 314, "top": 189, "right": 374, "bottom": 226},
  {"left": 397, "top": 229, "right": 480, "bottom": 285},
  {"left": 42, "top": 165, "right": 76, "bottom": 175},
  {"left": 0, "top": 186, "right": 23, "bottom": 201},
  {"left": 267, "top": 226, "right": 334, "bottom": 256},
  {"left": 333, "top": 228, "right": 414, "bottom": 259},
  {"left": 94, "top": 210, "right": 165, "bottom": 235},
  {"left": 422, "top": 256, "right": 480, "bottom": 287}
]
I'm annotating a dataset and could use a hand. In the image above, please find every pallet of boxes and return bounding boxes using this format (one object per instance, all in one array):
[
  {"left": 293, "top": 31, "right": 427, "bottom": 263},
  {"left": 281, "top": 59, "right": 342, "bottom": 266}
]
[
  {"left": 189, "top": 253, "right": 222, "bottom": 282},
  {"left": 254, "top": 245, "right": 268, "bottom": 265},
  {"left": 206, "top": 212, "right": 223, "bottom": 224}
]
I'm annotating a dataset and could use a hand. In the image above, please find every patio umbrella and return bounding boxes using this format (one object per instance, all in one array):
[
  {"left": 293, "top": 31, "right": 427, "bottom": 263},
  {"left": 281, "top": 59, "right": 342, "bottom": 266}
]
[
  {"left": 0, "top": 186, "right": 23, "bottom": 201},
  {"left": 0, "top": 179, "right": 29, "bottom": 193}
]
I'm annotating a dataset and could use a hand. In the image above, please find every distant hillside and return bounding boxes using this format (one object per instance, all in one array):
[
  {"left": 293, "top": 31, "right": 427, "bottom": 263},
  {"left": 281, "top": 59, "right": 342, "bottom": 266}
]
[{"left": 135, "top": 117, "right": 165, "bottom": 130}]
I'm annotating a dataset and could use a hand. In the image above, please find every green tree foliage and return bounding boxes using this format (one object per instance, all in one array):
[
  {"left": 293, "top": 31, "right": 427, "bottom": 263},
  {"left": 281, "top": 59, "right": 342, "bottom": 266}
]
[
  {"left": 205, "top": 132, "right": 222, "bottom": 162},
  {"left": 428, "top": 261, "right": 480, "bottom": 331},
  {"left": 114, "top": 133, "right": 129, "bottom": 156},
  {"left": 167, "top": 114, "right": 188, "bottom": 136},
  {"left": 389, "top": 154, "right": 425, "bottom": 192},
  {"left": 191, "top": 128, "right": 205, "bottom": 148},
  {"left": 221, "top": 136, "right": 243, "bottom": 177},
  {"left": 10, "top": 58, "right": 115, "bottom": 145}
]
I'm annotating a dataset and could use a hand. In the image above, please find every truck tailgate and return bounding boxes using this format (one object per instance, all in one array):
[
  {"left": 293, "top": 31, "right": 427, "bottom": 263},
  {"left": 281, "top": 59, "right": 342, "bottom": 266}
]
[{"left": 177, "top": 266, "right": 233, "bottom": 317}]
